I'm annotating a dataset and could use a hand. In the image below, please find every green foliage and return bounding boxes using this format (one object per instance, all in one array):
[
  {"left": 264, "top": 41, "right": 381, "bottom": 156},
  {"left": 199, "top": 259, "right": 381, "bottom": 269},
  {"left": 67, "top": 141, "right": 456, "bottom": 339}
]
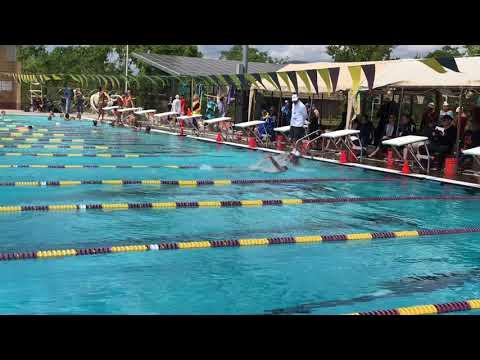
[
  {"left": 326, "top": 45, "right": 396, "bottom": 62},
  {"left": 464, "top": 45, "right": 480, "bottom": 56},
  {"left": 220, "top": 45, "right": 289, "bottom": 64},
  {"left": 426, "top": 46, "right": 464, "bottom": 58}
]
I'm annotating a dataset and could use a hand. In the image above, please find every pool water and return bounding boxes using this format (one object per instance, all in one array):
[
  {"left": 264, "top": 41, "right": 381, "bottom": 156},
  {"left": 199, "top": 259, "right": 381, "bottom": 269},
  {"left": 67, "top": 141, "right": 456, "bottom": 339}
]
[{"left": 1, "top": 114, "right": 480, "bottom": 314}]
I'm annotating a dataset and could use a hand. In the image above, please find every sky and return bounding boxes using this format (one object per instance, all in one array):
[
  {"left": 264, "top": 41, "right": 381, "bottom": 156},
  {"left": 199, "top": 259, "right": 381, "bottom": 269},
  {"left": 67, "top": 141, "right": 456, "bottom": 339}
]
[{"left": 198, "top": 45, "right": 458, "bottom": 62}]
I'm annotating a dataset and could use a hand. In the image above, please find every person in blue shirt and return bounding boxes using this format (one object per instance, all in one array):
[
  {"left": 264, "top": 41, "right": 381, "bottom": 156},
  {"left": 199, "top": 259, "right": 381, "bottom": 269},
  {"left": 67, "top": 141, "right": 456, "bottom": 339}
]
[
  {"left": 257, "top": 110, "right": 276, "bottom": 141},
  {"left": 63, "top": 85, "right": 74, "bottom": 115},
  {"left": 281, "top": 100, "right": 291, "bottom": 126}
]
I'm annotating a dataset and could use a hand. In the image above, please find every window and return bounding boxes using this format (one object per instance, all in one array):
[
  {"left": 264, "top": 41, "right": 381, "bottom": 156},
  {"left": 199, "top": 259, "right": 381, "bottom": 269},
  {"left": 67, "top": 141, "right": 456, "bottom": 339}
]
[{"left": 0, "top": 81, "right": 13, "bottom": 92}]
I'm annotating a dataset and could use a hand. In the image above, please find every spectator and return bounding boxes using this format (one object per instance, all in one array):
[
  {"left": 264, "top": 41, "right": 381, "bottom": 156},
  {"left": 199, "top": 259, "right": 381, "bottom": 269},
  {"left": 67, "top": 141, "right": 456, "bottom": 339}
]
[
  {"left": 398, "top": 114, "right": 416, "bottom": 136},
  {"left": 122, "top": 90, "right": 134, "bottom": 108},
  {"left": 75, "top": 89, "right": 84, "bottom": 119},
  {"left": 180, "top": 95, "right": 186, "bottom": 115},
  {"left": 439, "top": 101, "right": 454, "bottom": 124},
  {"left": 97, "top": 87, "right": 108, "bottom": 122},
  {"left": 429, "top": 115, "right": 457, "bottom": 168},
  {"left": 192, "top": 94, "right": 201, "bottom": 114},
  {"left": 420, "top": 102, "right": 437, "bottom": 132},
  {"left": 167, "top": 97, "right": 173, "bottom": 112},
  {"left": 258, "top": 110, "right": 276, "bottom": 142},
  {"left": 456, "top": 106, "right": 468, "bottom": 142},
  {"left": 269, "top": 106, "right": 278, "bottom": 126},
  {"left": 368, "top": 114, "right": 397, "bottom": 158},
  {"left": 63, "top": 85, "right": 74, "bottom": 115},
  {"left": 217, "top": 96, "right": 226, "bottom": 117},
  {"left": 459, "top": 130, "right": 474, "bottom": 170},
  {"left": 281, "top": 100, "right": 291, "bottom": 126},
  {"left": 172, "top": 94, "right": 181, "bottom": 114},
  {"left": 308, "top": 107, "right": 321, "bottom": 137},
  {"left": 289, "top": 93, "right": 307, "bottom": 143},
  {"left": 358, "top": 115, "right": 374, "bottom": 148},
  {"left": 336, "top": 111, "right": 347, "bottom": 131},
  {"left": 205, "top": 97, "right": 218, "bottom": 120}
]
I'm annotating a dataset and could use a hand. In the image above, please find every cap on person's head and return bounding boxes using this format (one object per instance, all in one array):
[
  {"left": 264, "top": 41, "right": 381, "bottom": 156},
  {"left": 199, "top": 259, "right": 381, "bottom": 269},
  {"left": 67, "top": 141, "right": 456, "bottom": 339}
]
[
  {"left": 291, "top": 94, "right": 298, "bottom": 102},
  {"left": 284, "top": 100, "right": 288, "bottom": 104},
  {"left": 175, "top": 95, "right": 180, "bottom": 99},
  {"left": 443, "top": 101, "right": 449, "bottom": 107},
  {"left": 442, "top": 114, "right": 453, "bottom": 122},
  {"left": 428, "top": 102, "right": 435, "bottom": 109}
]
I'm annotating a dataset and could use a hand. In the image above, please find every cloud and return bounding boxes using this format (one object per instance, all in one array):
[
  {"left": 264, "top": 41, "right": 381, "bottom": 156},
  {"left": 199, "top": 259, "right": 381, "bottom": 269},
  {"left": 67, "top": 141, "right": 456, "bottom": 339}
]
[{"left": 199, "top": 45, "right": 463, "bottom": 62}]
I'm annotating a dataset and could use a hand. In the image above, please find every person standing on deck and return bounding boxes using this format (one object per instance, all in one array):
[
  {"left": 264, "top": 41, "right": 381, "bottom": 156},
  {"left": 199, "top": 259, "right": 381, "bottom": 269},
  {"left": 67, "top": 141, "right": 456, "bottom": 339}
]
[
  {"left": 281, "top": 100, "right": 292, "bottom": 127},
  {"left": 63, "top": 84, "right": 74, "bottom": 115},
  {"left": 180, "top": 95, "right": 186, "bottom": 115},
  {"left": 172, "top": 95, "right": 181, "bottom": 114},
  {"left": 289, "top": 93, "right": 307, "bottom": 143},
  {"left": 217, "top": 96, "right": 226, "bottom": 117}
]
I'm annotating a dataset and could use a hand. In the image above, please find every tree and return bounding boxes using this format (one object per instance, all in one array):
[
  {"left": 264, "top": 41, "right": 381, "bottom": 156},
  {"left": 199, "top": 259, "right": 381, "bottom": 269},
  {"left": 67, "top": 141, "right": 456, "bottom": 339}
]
[
  {"left": 326, "top": 45, "right": 396, "bottom": 62},
  {"left": 426, "top": 46, "right": 463, "bottom": 58},
  {"left": 464, "top": 45, "right": 480, "bottom": 56},
  {"left": 220, "top": 45, "right": 288, "bottom": 64}
]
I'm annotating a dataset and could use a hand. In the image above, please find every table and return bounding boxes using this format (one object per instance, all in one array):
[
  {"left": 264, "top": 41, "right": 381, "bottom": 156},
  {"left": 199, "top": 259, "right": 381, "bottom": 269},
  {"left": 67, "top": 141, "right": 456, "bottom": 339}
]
[
  {"left": 202, "top": 117, "right": 234, "bottom": 140},
  {"left": 320, "top": 129, "right": 362, "bottom": 160},
  {"left": 382, "top": 135, "right": 430, "bottom": 172}
]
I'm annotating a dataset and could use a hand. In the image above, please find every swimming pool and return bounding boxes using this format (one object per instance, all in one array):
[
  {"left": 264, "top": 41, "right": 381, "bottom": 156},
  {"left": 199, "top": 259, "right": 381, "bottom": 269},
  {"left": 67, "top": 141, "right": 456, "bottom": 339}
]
[{"left": 1, "top": 114, "right": 480, "bottom": 315}]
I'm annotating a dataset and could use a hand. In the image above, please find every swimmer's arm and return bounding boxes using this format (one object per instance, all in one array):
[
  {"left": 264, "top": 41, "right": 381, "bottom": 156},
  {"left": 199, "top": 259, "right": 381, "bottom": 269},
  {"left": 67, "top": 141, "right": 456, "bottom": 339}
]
[{"left": 269, "top": 156, "right": 287, "bottom": 171}]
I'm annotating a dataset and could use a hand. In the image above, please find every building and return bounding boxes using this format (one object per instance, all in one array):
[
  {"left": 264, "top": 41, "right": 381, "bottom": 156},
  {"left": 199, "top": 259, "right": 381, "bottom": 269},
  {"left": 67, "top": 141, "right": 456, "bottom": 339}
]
[{"left": 0, "top": 46, "right": 21, "bottom": 109}]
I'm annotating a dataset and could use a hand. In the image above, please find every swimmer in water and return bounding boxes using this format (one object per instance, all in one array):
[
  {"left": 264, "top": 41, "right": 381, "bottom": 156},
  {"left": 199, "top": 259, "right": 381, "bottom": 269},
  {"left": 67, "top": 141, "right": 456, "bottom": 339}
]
[
  {"left": 265, "top": 149, "right": 301, "bottom": 172},
  {"left": 47, "top": 111, "right": 55, "bottom": 121},
  {"left": 92, "top": 120, "right": 98, "bottom": 127},
  {"left": 1, "top": 110, "right": 5, "bottom": 120}
]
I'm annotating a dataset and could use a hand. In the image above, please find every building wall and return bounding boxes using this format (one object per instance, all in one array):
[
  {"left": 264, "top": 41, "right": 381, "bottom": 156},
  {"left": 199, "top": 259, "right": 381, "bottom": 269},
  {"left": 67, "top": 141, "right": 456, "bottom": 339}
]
[{"left": 0, "top": 46, "right": 21, "bottom": 109}]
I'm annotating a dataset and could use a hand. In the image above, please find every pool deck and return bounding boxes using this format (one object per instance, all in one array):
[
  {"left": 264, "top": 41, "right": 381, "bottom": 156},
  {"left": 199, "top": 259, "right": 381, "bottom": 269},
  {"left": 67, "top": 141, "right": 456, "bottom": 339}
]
[{"left": 2, "top": 109, "right": 480, "bottom": 190}]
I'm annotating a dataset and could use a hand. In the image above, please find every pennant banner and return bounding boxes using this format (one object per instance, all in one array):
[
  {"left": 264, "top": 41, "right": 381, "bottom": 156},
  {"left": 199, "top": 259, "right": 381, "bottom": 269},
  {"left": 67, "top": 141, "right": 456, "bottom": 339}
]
[
  {"left": 268, "top": 72, "right": 282, "bottom": 92},
  {"left": 245, "top": 73, "right": 263, "bottom": 89},
  {"left": 222, "top": 75, "right": 237, "bottom": 89},
  {"left": 435, "top": 57, "right": 460, "bottom": 72},
  {"left": 260, "top": 73, "right": 279, "bottom": 91},
  {"left": 348, "top": 65, "right": 362, "bottom": 95},
  {"left": 328, "top": 67, "right": 340, "bottom": 93},
  {"left": 419, "top": 58, "right": 447, "bottom": 73},
  {"left": 286, "top": 71, "right": 299, "bottom": 93},
  {"left": 277, "top": 72, "right": 291, "bottom": 92},
  {"left": 297, "top": 70, "right": 312, "bottom": 94},
  {"left": 306, "top": 69, "right": 319, "bottom": 94},
  {"left": 317, "top": 68, "right": 332, "bottom": 93},
  {"left": 250, "top": 73, "right": 266, "bottom": 89},
  {"left": 361, "top": 64, "right": 375, "bottom": 91}
]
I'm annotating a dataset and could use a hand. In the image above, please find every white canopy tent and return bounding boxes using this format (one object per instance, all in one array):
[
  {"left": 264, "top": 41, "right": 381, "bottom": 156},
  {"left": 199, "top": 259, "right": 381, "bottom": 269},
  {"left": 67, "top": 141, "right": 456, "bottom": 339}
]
[{"left": 248, "top": 56, "right": 480, "bottom": 128}]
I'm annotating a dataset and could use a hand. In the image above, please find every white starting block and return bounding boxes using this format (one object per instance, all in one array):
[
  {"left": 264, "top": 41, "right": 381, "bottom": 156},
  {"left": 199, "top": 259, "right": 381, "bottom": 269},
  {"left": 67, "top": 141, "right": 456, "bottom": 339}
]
[
  {"left": 102, "top": 106, "right": 120, "bottom": 111},
  {"left": 274, "top": 125, "right": 291, "bottom": 134},
  {"left": 202, "top": 117, "right": 234, "bottom": 140},
  {"left": 320, "top": 129, "right": 362, "bottom": 160},
  {"left": 117, "top": 107, "right": 142, "bottom": 113},
  {"left": 177, "top": 114, "right": 203, "bottom": 135},
  {"left": 235, "top": 120, "right": 266, "bottom": 144},
  {"left": 153, "top": 111, "right": 179, "bottom": 130},
  {"left": 134, "top": 109, "right": 156, "bottom": 115},
  {"left": 382, "top": 135, "right": 430, "bottom": 172},
  {"left": 462, "top": 146, "right": 480, "bottom": 172}
]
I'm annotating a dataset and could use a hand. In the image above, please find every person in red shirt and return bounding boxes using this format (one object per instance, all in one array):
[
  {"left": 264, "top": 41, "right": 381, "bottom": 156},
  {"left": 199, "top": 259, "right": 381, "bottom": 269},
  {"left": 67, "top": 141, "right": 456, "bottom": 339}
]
[
  {"left": 420, "top": 102, "right": 437, "bottom": 132},
  {"left": 456, "top": 106, "right": 468, "bottom": 141},
  {"left": 180, "top": 95, "right": 186, "bottom": 115}
]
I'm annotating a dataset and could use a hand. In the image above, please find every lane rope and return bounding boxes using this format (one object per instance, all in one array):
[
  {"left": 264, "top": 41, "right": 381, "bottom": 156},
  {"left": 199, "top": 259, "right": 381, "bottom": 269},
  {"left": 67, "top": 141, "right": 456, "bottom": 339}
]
[
  {"left": 349, "top": 298, "right": 480, "bottom": 315},
  {"left": 0, "top": 195, "right": 478, "bottom": 213},
  {"left": 0, "top": 177, "right": 400, "bottom": 187},
  {"left": 0, "top": 144, "right": 117, "bottom": 150},
  {"left": 0, "top": 164, "right": 224, "bottom": 169},
  {"left": 0, "top": 226, "right": 479, "bottom": 262},
  {"left": 0, "top": 152, "right": 169, "bottom": 158}
]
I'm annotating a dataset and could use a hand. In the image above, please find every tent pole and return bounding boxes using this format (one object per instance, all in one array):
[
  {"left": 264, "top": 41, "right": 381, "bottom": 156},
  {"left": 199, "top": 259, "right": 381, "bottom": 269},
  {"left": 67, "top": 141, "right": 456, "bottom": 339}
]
[
  {"left": 395, "top": 88, "right": 404, "bottom": 136},
  {"left": 455, "top": 87, "right": 464, "bottom": 162}
]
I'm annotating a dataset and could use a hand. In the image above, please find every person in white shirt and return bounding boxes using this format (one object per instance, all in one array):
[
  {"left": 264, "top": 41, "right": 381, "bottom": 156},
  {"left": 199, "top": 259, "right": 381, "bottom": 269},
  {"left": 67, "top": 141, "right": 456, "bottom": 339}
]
[
  {"left": 217, "top": 96, "right": 226, "bottom": 117},
  {"left": 171, "top": 94, "right": 181, "bottom": 114},
  {"left": 289, "top": 93, "right": 307, "bottom": 142}
]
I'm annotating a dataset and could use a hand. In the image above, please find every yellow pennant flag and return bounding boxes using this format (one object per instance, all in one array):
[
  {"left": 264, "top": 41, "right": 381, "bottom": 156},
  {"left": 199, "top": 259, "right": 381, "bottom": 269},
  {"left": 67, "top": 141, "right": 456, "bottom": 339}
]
[
  {"left": 317, "top": 68, "right": 332, "bottom": 94},
  {"left": 297, "top": 70, "right": 312, "bottom": 94},
  {"left": 348, "top": 65, "right": 362, "bottom": 95}
]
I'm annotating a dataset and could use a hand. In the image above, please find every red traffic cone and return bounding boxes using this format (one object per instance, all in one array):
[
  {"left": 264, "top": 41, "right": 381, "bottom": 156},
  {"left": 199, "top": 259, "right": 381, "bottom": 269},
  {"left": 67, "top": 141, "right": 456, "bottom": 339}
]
[
  {"left": 216, "top": 132, "right": 223, "bottom": 143},
  {"left": 248, "top": 136, "right": 257, "bottom": 149},
  {"left": 387, "top": 149, "right": 394, "bottom": 169},
  {"left": 402, "top": 160, "right": 410, "bottom": 174},
  {"left": 339, "top": 150, "right": 348, "bottom": 163}
]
